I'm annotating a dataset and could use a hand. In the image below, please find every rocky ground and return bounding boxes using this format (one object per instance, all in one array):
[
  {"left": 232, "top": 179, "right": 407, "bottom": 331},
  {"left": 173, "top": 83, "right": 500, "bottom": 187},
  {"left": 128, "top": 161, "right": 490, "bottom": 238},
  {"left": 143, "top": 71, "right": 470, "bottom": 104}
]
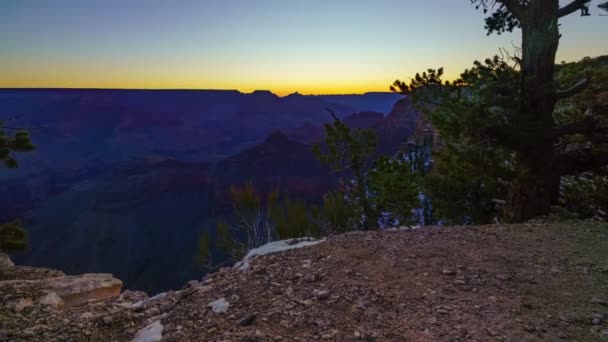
[{"left": 1, "top": 221, "right": 608, "bottom": 341}]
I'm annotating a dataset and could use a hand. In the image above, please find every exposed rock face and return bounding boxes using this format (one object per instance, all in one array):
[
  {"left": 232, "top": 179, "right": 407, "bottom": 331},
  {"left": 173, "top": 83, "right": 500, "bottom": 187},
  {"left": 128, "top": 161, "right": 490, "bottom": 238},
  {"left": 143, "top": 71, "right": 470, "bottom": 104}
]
[
  {"left": 46, "top": 273, "right": 123, "bottom": 306},
  {"left": 0, "top": 261, "right": 178, "bottom": 341},
  {"left": 1, "top": 271, "right": 122, "bottom": 307},
  {"left": 381, "top": 96, "right": 420, "bottom": 130}
]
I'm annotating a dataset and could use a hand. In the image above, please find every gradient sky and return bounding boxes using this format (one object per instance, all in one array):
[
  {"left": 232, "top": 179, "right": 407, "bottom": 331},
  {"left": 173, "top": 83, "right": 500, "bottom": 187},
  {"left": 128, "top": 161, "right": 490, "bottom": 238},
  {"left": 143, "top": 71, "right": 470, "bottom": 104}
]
[{"left": 1, "top": 0, "right": 606, "bottom": 95}]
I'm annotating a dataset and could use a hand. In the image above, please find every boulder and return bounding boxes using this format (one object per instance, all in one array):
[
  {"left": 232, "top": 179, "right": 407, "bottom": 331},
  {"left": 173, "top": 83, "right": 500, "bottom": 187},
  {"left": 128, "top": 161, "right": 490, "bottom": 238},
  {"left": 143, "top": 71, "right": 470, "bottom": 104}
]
[
  {"left": 46, "top": 273, "right": 122, "bottom": 306},
  {"left": 0, "top": 253, "right": 14, "bottom": 269},
  {"left": 39, "top": 292, "right": 64, "bottom": 308}
]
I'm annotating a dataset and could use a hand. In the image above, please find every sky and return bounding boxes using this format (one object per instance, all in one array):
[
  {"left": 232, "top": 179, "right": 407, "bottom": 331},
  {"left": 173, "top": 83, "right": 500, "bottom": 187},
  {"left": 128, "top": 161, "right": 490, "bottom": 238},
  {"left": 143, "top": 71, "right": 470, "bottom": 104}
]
[{"left": 1, "top": 0, "right": 606, "bottom": 95}]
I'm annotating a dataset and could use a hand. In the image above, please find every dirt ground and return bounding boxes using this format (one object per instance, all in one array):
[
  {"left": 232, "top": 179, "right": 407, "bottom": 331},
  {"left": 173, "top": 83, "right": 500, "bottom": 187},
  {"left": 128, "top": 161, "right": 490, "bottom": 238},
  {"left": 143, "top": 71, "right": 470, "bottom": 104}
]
[
  {"left": 2, "top": 221, "right": 607, "bottom": 341},
  {"left": 162, "top": 221, "right": 608, "bottom": 341}
]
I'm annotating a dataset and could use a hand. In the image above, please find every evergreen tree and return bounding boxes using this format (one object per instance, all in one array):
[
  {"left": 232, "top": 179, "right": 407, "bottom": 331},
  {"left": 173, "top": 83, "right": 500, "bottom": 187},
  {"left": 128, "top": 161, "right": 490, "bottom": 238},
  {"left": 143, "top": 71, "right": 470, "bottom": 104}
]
[
  {"left": 314, "top": 191, "right": 357, "bottom": 234},
  {"left": 0, "top": 220, "right": 28, "bottom": 253},
  {"left": 393, "top": 1, "right": 608, "bottom": 222},
  {"left": 0, "top": 124, "right": 34, "bottom": 253},
  {"left": 312, "top": 109, "right": 377, "bottom": 229},
  {"left": 0, "top": 124, "right": 34, "bottom": 168},
  {"left": 368, "top": 155, "right": 420, "bottom": 226}
]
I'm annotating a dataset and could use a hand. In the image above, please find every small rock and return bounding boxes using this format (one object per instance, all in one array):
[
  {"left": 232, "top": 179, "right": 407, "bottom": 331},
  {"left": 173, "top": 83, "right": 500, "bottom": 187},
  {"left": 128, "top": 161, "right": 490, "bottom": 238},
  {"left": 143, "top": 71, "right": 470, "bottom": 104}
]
[
  {"left": 442, "top": 269, "right": 455, "bottom": 275},
  {"left": 313, "top": 289, "right": 331, "bottom": 300},
  {"left": 487, "top": 328, "right": 499, "bottom": 336},
  {"left": 304, "top": 274, "right": 317, "bottom": 282},
  {"left": 186, "top": 280, "right": 199, "bottom": 288},
  {"left": 237, "top": 314, "right": 257, "bottom": 326},
  {"left": 102, "top": 315, "right": 113, "bottom": 325},
  {"left": 488, "top": 295, "right": 498, "bottom": 303},
  {"left": 13, "top": 298, "right": 33, "bottom": 313},
  {"left": 145, "top": 307, "right": 160, "bottom": 316},
  {"left": 39, "top": 292, "right": 64, "bottom": 308},
  {"left": 550, "top": 266, "right": 560, "bottom": 274},
  {"left": 208, "top": 297, "right": 230, "bottom": 314},
  {"left": 592, "top": 317, "right": 602, "bottom": 325},
  {"left": 436, "top": 308, "right": 449, "bottom": 314},
  {"left": 79, "top": 312, "right": 94, "bottom": 321}
]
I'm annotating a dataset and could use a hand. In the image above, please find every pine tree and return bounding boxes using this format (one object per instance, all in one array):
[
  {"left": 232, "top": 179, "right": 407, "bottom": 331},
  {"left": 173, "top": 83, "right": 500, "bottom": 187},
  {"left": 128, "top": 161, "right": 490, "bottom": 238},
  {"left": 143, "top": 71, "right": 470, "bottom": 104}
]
[
  {"left": 0, "top": 124, "right": 34, "bottom": 253},
  {"left": 0, "top": 220, "right": 28, "bottom": 253},
  {"left": 393, "top": 1, "right": 608, "bottom": 222},
  {"left": 0, "top": 124, "right": 34, "bottom": 168},
  {"left": 312, "top": 109, "right": 377, "bottom": 229}
]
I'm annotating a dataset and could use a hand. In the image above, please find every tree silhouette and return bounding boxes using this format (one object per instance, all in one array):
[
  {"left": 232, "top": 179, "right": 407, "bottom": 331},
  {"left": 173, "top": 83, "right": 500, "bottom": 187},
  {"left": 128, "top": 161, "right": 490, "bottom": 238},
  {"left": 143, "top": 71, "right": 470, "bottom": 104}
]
[
  {"left": 0, "top": 124, "right": 34, "bottom": 168},
  {"left": 396, "top": 1, "right": 608, "bottom": 222}
]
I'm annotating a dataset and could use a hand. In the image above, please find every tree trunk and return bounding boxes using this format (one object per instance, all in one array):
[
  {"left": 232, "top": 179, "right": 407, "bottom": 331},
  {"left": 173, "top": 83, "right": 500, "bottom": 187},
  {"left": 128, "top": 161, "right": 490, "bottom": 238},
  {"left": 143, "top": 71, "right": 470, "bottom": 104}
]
[
  {"left": 505, "top": 151, "right": 559, "bottom": 222},
  {"left": 504, "top": 0, "right": 561, "bottom": 222}
]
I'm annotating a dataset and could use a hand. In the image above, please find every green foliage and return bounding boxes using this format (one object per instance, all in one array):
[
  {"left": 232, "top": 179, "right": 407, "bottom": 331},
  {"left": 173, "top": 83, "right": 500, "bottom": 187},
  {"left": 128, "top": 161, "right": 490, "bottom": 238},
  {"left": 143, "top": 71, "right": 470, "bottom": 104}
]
[
  {"left": 312, "top": 109, "right": 376, "bottom": 174},
  {"left": 197, "top": 184, "right": 328, "bottom": 270},
  {"left": 270, "top": 196, "right": 321, "bottom": 239},
  {"left": 552, "top": 57, "right": 608, "bottom": 220},
  {"left": 0, "top": 126, "right": 35, "bottom": 168},
  {"left": 315, "top": 191, "right": 356, "bottom": 234},
  {"left": 368, "top": 155, "right": 420, "bottom": 225},
  {"left": 424, "top": 144, "right": 507, "bottom": 224},
  {"left": 313, "top": 109, "right": 377, "bottom": 229},
  {"left": 0, "top": 126, "right": 33, "bottom": 253},
  {"left": 393, "top": 56, "right": 519, "bottom": 224},
  {"left": 554, "top": 56, "right": 608, "bottom": 138},
  {"left": 560, "top": 172, "right": 608, "bottom": 220},
  {"left": 194, "top": 231, "right": 212, "bottom": 268},
  {"left": 0, "top": 220, "right": 28, "bottom": 253}
]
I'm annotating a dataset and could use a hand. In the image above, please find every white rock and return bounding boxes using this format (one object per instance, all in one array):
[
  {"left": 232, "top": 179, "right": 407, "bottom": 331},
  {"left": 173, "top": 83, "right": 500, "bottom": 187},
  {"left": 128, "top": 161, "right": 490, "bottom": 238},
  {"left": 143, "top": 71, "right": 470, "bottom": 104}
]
[
  {"left": 208, "top": 297, "right": 230, "bottom": 314},
  {"left": 120, "top": 301, "right": 144, "bottom": 310},
  {"left": 132, "top": 320, "right": 163, "bottom": 342},
  {"left": 148, "top": 292, "right": 167, "bottom": 302},
  {"left": 39, "top": 292, "right": 64, "bottom": 308},
  {"left": 234, "top": 238, "right": 325, "bottom": 271}
]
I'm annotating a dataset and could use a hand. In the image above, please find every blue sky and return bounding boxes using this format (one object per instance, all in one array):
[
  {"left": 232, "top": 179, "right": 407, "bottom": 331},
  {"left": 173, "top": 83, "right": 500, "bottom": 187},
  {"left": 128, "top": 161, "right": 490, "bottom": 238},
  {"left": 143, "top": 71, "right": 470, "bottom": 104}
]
[{"left": 1, "top": 0, "right": 606, "bottom": 94}]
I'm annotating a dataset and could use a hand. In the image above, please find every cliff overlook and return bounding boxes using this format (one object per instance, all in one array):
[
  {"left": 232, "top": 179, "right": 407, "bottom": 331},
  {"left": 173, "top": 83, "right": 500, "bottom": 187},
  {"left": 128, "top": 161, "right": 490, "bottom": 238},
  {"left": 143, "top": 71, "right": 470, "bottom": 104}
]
[{"left": 1, "top": 221, "right": 607, "bottom": 341}]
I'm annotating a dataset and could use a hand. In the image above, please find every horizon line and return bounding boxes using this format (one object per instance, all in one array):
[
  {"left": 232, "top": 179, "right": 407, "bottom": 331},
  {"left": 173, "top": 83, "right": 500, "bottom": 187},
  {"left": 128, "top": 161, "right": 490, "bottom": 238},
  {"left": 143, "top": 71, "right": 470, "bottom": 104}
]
[{"left": 0, "top": 86, "right": 400, "bottom": 97}]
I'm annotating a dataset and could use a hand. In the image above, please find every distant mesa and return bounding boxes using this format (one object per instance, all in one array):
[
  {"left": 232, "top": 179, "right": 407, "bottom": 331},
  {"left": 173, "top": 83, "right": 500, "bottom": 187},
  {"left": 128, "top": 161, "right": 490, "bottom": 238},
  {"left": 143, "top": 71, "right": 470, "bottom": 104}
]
[
  {"left": 249, "top": 90, "right": 278, "bottom": 98},
  {"left": 285, "top": 91, "right": 304, "bottom": 98}
]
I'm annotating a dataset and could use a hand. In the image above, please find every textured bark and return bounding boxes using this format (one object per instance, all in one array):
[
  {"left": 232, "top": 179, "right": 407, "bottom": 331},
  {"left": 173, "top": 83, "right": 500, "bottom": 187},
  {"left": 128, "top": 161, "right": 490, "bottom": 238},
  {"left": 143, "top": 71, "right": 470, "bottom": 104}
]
[{"left": 504, "top": 0, "right": 561, "bottom": 222}]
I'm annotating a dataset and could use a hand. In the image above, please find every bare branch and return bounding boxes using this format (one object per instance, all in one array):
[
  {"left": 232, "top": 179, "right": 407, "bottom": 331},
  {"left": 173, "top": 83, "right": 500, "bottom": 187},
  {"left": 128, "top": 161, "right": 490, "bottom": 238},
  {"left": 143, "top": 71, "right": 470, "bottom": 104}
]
[
  {"left": 558, "top": 0, "right": 592, "bottom": 18},
  {"left": 556, "top": 76, "right": 590, "bottom": 99}
]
